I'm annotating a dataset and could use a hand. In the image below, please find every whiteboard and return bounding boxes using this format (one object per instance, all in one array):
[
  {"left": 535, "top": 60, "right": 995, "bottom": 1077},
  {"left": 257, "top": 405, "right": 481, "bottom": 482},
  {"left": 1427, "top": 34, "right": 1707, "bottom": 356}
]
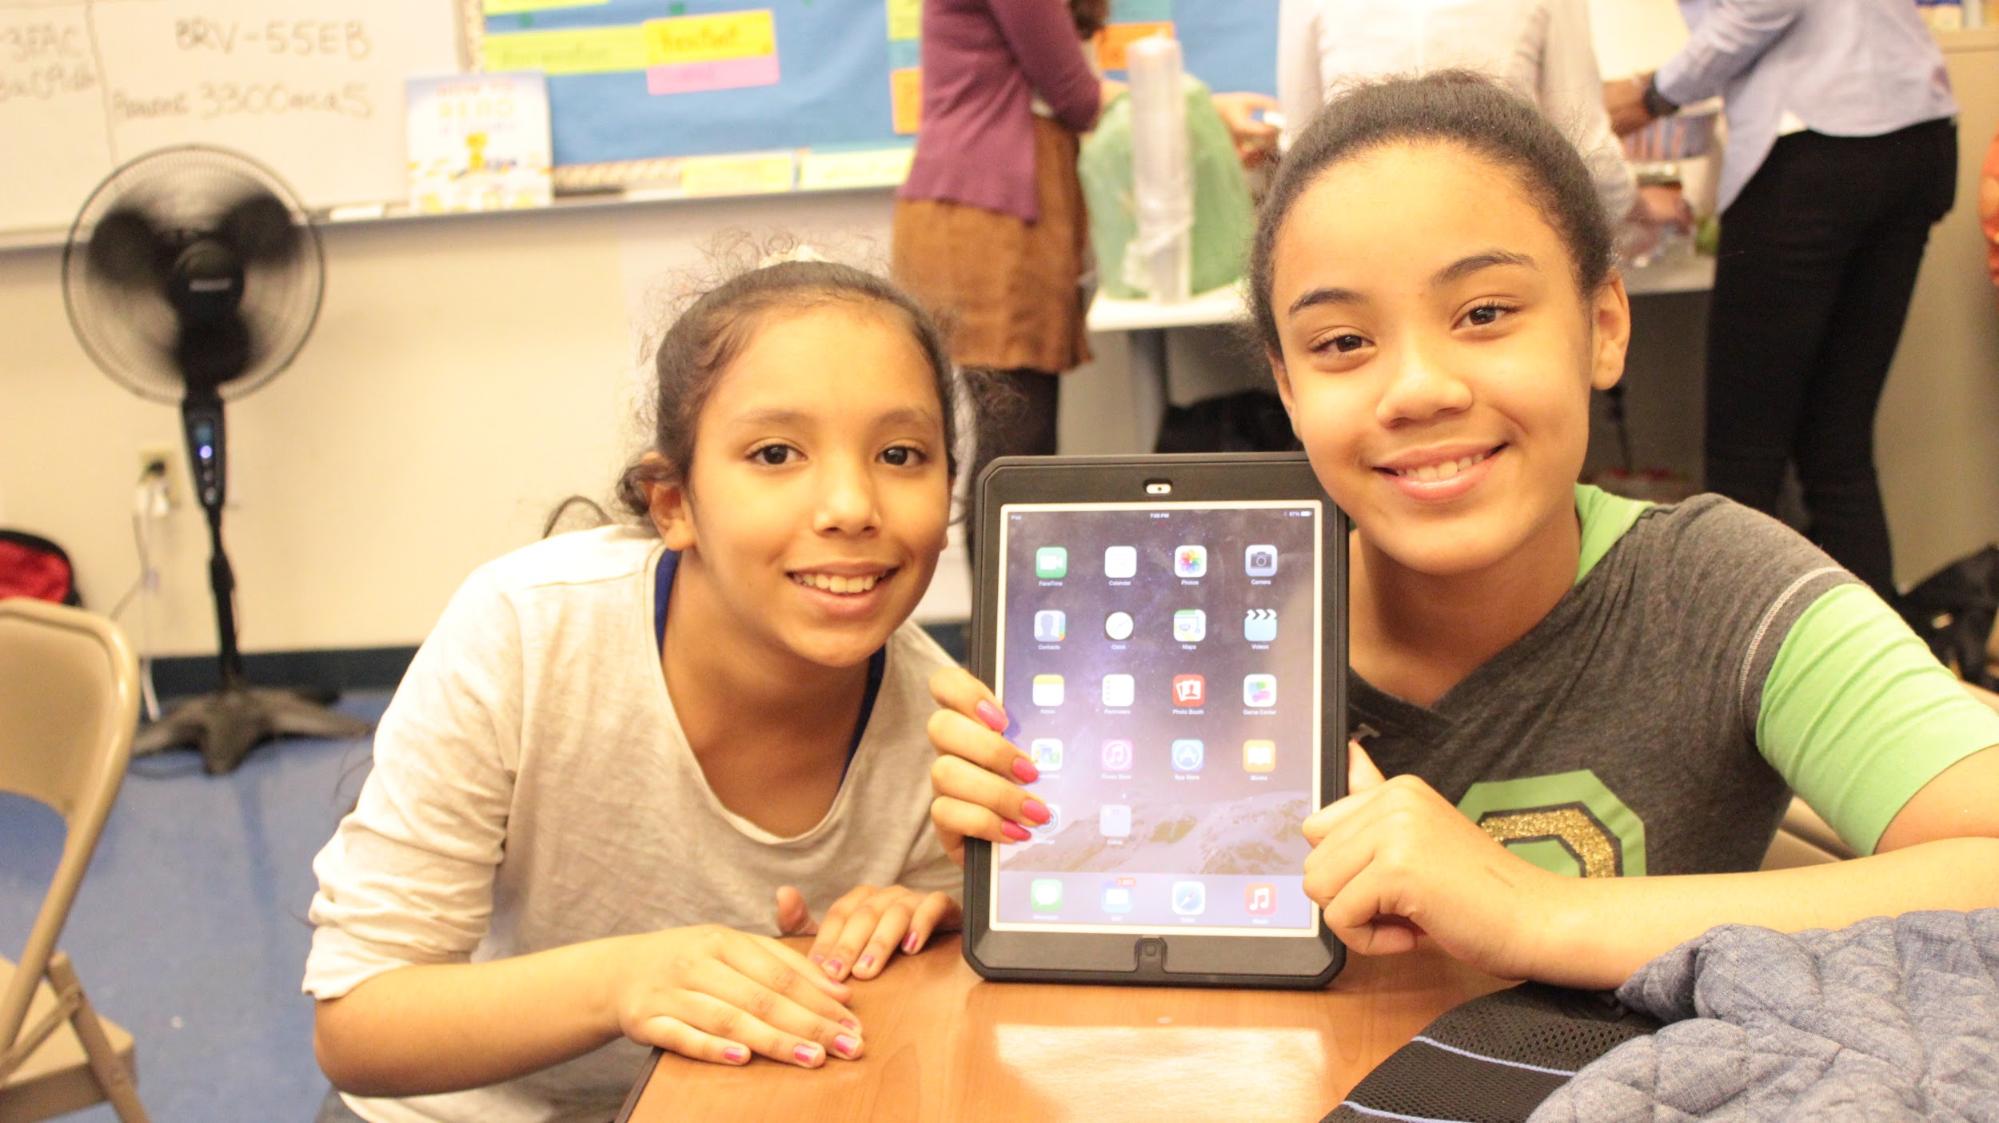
[{"left": 0, "top": 0, "right": 461, "bottom": 235}]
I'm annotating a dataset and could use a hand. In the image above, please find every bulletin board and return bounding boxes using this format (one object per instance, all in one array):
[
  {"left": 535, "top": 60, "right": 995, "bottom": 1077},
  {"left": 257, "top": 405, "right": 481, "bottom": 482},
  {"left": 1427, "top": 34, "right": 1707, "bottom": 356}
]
[{"left": 467, "top": 0, "right": 1279, "bottom": 194}]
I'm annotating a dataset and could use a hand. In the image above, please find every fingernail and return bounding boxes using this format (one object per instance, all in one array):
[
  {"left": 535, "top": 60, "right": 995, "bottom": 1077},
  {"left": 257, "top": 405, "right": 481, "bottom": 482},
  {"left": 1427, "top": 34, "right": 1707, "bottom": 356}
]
[
  {"left": 975, "top": 700, "right": 1007, "bottom": 731},
  {"left": 1020, "top": 797, "right": 1050, "bottom": 825},
  {"left": 833, "top": 1034, "right": 861, "bottom": 1058},
  {"left": 794, "top": 1043, "right": 823, "bottom": 1066},
  {"left": 822, "top": 958, "right": 844, "bottom": 979},
  {"left": 857, "top": 954, "right": 875, "bottom": 973},
  {"left": 1011, "top": 756, "right": 1040, "bottom": 783},
  {"left": 1000, "top": 820, "right": 1031, "bottom": 841},
  {"left": 840, "top": 1017, "right": 861, "bottom": 1031},
  {"left": 902, "top": 933, "right": 921, "bottom": 954},
  {"left": 723, "top": 1045, "right": 748, "bottom": 1063}
]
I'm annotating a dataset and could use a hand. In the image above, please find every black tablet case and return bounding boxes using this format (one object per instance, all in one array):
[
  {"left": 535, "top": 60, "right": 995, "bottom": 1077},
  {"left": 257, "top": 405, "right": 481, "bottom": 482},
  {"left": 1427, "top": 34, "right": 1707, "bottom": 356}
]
[{"left": 963, "top": 453, "right": 1348, "bottom": 989}]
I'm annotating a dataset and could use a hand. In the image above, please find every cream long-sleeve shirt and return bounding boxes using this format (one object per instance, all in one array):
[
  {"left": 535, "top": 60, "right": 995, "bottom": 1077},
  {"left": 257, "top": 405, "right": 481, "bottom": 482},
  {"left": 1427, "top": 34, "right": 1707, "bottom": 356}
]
[
  {"left": 1277, "top": 0, "right": 1638, "bottom": 225},
  {"left": 303, "top": 525, "right": 958, "bottom": 1123}
]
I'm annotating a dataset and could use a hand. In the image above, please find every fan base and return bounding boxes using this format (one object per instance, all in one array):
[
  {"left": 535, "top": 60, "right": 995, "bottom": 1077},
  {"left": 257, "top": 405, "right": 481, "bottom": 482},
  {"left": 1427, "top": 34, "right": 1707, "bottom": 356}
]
[{"left": 133, "top": 685, "right": 373, "bottom": 775}]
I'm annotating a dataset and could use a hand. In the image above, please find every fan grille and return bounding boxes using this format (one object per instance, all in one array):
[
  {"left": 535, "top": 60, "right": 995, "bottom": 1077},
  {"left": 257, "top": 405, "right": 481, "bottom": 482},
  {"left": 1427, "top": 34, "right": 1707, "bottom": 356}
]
[{"left": 62, "top": 146, "right": 324, "bottom": 405}]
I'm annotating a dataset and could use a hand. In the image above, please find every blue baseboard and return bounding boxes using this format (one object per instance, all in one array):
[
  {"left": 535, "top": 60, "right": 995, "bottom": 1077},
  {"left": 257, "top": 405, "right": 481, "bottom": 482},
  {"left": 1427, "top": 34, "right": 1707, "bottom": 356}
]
[{"left": 150, "top": 622, "right": 970, "bottom": 700}]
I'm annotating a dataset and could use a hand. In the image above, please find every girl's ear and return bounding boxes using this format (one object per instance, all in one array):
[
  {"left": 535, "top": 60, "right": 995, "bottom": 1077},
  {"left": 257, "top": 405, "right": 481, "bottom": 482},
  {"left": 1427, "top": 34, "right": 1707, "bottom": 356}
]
[
  {"left": 1588, "top": 273, "right": 1633, "bottom": 393},
  {"left": 642, "top": 453, "right": 698, "bottom": 552}
]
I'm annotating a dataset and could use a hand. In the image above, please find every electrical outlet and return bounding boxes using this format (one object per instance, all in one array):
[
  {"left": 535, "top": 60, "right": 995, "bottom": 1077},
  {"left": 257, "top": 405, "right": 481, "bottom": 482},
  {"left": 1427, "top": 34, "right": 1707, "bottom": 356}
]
[{"left": 137, "top": 444, "right": 182, "bottom": 509}]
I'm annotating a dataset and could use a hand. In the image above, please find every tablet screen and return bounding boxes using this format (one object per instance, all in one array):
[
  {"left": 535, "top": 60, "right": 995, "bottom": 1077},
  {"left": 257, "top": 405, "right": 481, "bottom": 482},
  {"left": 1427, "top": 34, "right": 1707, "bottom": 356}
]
[{"left": 990, "top": 501, "right": 1324, "bottom": 936}]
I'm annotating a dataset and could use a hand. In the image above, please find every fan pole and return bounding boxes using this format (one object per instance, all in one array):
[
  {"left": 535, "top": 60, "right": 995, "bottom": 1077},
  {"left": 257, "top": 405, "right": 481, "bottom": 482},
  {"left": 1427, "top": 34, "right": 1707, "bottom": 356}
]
[{"left": 182, "top": 393, "right": 245, "bottom": 688}]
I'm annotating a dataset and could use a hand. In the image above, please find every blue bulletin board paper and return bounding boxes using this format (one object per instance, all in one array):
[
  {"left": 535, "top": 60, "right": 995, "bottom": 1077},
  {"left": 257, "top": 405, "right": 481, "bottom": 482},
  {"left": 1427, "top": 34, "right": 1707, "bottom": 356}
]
[{"left": 466, "top": 0, "right": 1277, "bottom": 184}]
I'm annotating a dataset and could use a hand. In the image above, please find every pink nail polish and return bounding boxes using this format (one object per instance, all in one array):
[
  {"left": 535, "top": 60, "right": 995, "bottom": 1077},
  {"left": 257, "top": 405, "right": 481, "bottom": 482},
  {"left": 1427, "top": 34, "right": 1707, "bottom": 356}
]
[
  {"left": 975, "top": 700, "right": 1007, "bottom": 731},
  {"left": 1021, "top": 798, "right": 1050, "bottom": 825},
  {"left": 723, "top": 1045, "right": 748, "bottom": 1063},
  {"left": 833, "top": 1034, "right": 861, "bottom": 1058},
  {"left": 902, "top": 933, "right": 921, "bottom": 954},
  {"left": 1011, "top": 756, "right": 1040, "bottom": 783},
  {"left": 1000, "top": 820, "right": 1031, "bottom": 841},
  {"left": 823, "top": 958, "right": 844, "bottom": 979},
  {"left": 857, "top": 954, "right": 875, "bottom": 973},
  {"left": 841, "top": 1018, "right": 861, "bottom": 1031},
  {"left": 794, "top": 1043, "right": 823, "bottom": 1066}
]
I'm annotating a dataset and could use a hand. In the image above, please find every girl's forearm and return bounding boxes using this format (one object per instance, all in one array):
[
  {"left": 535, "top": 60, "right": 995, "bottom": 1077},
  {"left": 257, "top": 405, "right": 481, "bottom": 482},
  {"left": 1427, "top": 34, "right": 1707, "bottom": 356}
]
[
  {"left": 314, "top": 934, "right": 630, "bottom": 1097},
  {"left": 1534, "top": 836, "right": 1999, "bottom": 990}
]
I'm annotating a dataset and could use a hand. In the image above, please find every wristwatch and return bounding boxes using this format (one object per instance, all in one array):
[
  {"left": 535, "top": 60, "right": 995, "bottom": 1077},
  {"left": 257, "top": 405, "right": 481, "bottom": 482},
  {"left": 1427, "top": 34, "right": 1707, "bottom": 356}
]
[{"left": 1640, "top": 74, "right": 1681, "bottom": 121}]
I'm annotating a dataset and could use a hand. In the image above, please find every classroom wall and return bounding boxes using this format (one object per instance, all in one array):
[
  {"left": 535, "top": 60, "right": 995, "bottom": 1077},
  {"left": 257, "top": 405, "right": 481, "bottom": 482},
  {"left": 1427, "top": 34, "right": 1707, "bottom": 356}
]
[{"left": 5, "top": 16, "right": 1997, "bottom": 662}]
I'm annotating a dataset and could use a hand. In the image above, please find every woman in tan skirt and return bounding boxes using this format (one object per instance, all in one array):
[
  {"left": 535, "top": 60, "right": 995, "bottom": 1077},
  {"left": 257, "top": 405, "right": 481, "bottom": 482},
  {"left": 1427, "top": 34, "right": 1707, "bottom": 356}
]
[{"left": 891, "top": 0, "right": 1108, "bottom": 558}]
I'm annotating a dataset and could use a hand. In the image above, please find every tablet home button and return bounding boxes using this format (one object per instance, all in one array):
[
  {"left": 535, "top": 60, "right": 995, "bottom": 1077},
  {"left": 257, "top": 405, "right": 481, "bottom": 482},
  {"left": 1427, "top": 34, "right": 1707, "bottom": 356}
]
[{"left": 1135, "top": 937, "right": 1166, "bottom": 968}]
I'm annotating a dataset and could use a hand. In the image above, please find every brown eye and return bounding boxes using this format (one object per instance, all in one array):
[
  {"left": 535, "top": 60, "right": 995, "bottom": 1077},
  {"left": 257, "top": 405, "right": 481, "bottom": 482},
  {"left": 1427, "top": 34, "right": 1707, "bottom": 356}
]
[
  {"left": 1465, "top": 303, "right": 1510, "bottom": 327},
  {"left": 752, "top": 444, "right": 796, "bottom": 466},
  {"left": 882, "top": 446, "right": 922, "bottom": 467}
]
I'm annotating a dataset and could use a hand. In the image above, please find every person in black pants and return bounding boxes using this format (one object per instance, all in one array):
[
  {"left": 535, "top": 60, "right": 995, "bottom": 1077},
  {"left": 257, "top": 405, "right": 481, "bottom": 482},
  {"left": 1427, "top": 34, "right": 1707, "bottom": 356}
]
[
  {"left": 1609, "top": 0, "right": 1959, "bottom": 608},
  {"left": 1701, "top": 121, "right": 1957, "bottom": 605}
]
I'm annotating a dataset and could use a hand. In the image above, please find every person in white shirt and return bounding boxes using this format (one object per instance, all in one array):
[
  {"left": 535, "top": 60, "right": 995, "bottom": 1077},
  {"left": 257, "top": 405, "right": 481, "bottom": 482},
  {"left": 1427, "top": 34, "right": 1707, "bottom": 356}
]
[
  {"left": 1278, "top": 0, "right": 1648, "bottom": 234},
  {"left": 304, "top": 259, "right": 970, "bottom": 1123}
]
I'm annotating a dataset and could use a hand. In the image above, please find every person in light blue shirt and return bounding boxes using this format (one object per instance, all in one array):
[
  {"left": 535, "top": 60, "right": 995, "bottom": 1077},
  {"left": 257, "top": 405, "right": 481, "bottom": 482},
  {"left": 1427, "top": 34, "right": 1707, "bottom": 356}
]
[{"left": 1609, "top": 0, "right": 1958, "bottom": 613}]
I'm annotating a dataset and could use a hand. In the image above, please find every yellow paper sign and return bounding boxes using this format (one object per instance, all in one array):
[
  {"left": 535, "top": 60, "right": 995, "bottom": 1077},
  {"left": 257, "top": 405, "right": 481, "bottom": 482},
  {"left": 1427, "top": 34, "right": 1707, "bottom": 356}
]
[
  {"left": 678, "top": 152, "right": 796, "bottom": 196},
  {"left": 891, "top": 67, "right": 922, "bottom": 135},
  {"left": 886, "top": 0, "right": 921, "bottom": 41},
  {"left": 799, "top": 147, "right": 915, "bottom": 190},
  {"left": 643, "top": 10, "right": 777, "bottom": 66},
  {"left": 481, "top": 27, "right": 647, "bottom": 75},
  {"left": 1097, "top": 22, "right": 1174, "bottom": 71},
  {"left": 483, "top": 0, "right": 609, "bottom": 15}
]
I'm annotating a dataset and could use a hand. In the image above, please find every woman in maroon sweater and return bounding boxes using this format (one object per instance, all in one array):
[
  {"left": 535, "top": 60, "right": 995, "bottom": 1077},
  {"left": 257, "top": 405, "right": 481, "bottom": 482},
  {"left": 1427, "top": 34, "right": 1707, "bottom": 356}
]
[{"left": 892, "top": 0, "right": 1109, "bottom": 558}]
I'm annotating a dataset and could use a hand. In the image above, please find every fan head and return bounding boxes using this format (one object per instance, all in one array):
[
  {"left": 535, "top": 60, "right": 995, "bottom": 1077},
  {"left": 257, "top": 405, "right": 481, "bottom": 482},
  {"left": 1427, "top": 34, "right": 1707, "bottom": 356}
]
[{"left": 62, "top": 146, "right": 324, "bottom": 404}]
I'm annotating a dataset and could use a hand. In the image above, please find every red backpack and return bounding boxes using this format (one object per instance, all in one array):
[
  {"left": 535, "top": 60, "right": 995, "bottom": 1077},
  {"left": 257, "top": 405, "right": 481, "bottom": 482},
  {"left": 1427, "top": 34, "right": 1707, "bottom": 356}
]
[{"left": 0, "top": 530, "right": 82, "bottom": 607}]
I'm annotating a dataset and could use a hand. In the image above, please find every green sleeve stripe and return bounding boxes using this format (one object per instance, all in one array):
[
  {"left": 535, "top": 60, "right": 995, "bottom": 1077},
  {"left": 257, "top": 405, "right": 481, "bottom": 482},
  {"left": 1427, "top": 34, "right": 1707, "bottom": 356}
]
[
  {"left": 1573, "top": 484, "right": 1650, "bottom": 584},
  {"left": 1756, "top": 583, "right": 1999, "bottom": 855}
]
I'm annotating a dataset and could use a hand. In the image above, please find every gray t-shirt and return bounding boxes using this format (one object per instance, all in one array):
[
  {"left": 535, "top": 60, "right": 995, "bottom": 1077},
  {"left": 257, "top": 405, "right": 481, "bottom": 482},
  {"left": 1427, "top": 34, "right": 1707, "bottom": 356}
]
[
  {"left": 304, "top": 525, "right": 957, "bottom": 1123},
  {"left": 1350, "top": 489, "right": 1999, "bottom": 878}
]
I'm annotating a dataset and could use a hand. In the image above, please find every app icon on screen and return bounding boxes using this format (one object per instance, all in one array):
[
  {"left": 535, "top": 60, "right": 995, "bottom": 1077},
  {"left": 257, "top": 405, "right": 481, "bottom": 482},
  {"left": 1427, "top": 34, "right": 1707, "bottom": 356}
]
[
  {"left": 1243, "top": 674, "right": 1277, "bottom": 708},
  {"left": 1104, "top": 611, "right": 1135, "bottom": 641},
  {"left": 1033, "top": 609, "right": 1067, "bottom": 643},
  {"left": 1029, "top": 738, "right": 1064, "bottom": 772},
  {"left": 1174, "top": 545, "right": 1208, "bottom": 578},
  {"left": 1101, "top": 673, "right": 1135, "bottom": 708},
  {"left": 1171, "top": 739, "right": 1205, "bottom": 772},
  {"left": 1172, "top": 608, "right": 1206, "bottom": 643},
  {"left": 1032, "top": 674, "right": 1065, "bottom": 707},
  {"left": 1100, "top": 739, "right": 1134, "bottom": 771},
  {"left": 1100, "top": 804, "right": 1132, "bottom": 837},
  {"left": 1036, "top": 547, "right": 1068, "bottom": 580},
  {"left": 1245, "top": 545, "right": 1279, "bottom": 578},
  {"left": 1171, "top": 674, "right": 1206, "bottom": 708},
  {"left": 1245, "top": 882, "right": 1278, "bottom": 915},
  {"left": 1104, "top": 545, "right": 1138, "bottom": 580},
  {"left": 1035, "top": 803, "right": 1063, "bottom": 837},
  {"left": 1030, "top": 878, "right": 1063, "bottom": 911},
  {"left": 1243, "top": 608, "right": 1278, "bottom": 643},
  {"left": 1243, "top": 739, "right": 1277, "bottom": 773},
  {"left": 1102, "top": 884, "right": 1134, "bottom": 915},
  {"left": 1171, "top": 881, "right": 1207, "bottom": 916}
]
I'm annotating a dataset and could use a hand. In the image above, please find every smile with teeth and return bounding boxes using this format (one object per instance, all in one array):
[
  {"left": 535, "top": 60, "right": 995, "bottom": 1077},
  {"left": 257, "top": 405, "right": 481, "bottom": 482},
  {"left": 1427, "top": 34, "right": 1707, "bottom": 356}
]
[
  {"left": 790, "top": 570, "right": 893, "bottom": 595},
  {"left": 1384, "top": 447, "right": 1500, "bottom": 482}
]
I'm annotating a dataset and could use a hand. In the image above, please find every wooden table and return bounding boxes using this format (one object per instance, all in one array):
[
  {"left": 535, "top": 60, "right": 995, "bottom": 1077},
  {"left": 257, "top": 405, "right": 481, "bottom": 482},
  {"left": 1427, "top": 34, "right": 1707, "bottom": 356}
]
[{"left": 617, "top": 936, "right": 1510, "bottom": 1123}]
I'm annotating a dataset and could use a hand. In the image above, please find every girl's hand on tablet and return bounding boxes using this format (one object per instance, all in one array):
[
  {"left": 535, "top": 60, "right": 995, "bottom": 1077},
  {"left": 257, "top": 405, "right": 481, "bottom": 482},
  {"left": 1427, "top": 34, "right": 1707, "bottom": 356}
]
[
  {"left": 611, "top": 925, "right": 861, "bottom": 1068},
  {"left": 1300, "top": 769, "right": 1566, "bottom": 982},
  {"left": 773, "top": 884, "right": 961, "bottom": 982},
  {"left": 926, "top": 667, "right": 1051, "bottom": 865}
]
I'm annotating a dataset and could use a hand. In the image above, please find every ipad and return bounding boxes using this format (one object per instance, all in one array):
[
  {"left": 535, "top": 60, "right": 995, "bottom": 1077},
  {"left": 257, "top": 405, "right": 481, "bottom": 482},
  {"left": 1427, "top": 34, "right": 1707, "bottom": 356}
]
[{"left": 963, "top": 453, "right": 1347, "bottom": 988}]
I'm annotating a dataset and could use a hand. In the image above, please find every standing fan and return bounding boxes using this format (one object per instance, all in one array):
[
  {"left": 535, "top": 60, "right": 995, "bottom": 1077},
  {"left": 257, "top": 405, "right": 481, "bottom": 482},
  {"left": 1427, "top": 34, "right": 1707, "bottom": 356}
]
[{"left": 62, "top": 146, "right": 372, "bottom": 774}]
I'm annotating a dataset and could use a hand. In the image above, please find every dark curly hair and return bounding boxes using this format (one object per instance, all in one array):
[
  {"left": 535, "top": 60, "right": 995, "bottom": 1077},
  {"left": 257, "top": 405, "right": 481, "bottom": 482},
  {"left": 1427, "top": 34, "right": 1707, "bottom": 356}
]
[
  {"left": 615, "top": 259, "right": 959, "bottom": 518},
  {"left": 1248, "top": 70, "right": 1614, "bottom": 355}
]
